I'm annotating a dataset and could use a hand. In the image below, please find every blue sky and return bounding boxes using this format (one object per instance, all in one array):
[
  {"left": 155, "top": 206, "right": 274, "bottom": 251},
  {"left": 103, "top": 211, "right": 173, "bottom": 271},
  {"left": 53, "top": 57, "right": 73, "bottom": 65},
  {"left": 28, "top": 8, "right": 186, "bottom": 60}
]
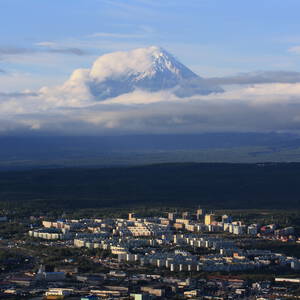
[
  {"left": 1, "top": 0, "right": 300, "bottom": 91},
  {"left": 2, "top": 1, "right": 300, "bottom": 134}
]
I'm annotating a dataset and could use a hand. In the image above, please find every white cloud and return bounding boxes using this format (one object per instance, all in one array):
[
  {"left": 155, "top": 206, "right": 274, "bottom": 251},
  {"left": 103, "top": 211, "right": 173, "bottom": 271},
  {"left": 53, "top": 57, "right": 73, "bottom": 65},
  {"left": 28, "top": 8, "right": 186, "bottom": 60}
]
[
  {"left": 35, "top": 41, "right": 57, "bottom": 47},
  {"left": 0, "top": 71, "right": 63, "bottom": 93},
  {"left": 2, "top": 48, "right": 300, "bottom": 135},
  {"left": 89, "top": 32, "right": 145, "bottom": 39},
  {"left": 89, "top": 46, "right": 162, "bottom": 81},
  {"left": 288, "top": 46, "right": 300, "bottom": 54},
  {"left": 1, "top": 81, "right": 300, "bottom": 135}
]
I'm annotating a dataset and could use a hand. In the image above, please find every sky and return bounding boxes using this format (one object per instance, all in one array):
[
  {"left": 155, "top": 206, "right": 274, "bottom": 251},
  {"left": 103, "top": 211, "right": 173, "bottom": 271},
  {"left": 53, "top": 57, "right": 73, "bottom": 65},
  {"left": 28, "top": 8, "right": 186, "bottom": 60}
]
[{"left": 1, "top": 0, "right": 300, "bottom": 135}]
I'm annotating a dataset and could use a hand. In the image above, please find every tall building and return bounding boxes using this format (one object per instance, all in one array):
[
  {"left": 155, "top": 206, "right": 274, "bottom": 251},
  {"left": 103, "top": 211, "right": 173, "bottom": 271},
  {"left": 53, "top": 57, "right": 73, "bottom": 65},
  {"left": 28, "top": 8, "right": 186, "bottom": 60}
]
[
  {"left": 204, "top": 214, "right": 215, "bottom": 225},
  {"left": 196, "top": 208, "right": 205, "bottom": 220},
  {"left": 167, "top": 212, "right": 175, "bottom": 221},
  {"left": 222, "top": 214, "right": 232, "bottom": 223},
  {"left": 182, "top": 212, "right": 189, "bottom": 219},
  {"left": 128, "top": 213, "right": 136, "bottom": 221}
]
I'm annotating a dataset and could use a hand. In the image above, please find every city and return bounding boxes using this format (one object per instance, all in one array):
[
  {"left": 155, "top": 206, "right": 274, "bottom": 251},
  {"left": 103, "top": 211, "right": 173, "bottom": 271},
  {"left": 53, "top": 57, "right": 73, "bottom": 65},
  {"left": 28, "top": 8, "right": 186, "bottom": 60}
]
[
  {"left": 2, "top": 0, "right": 300, "bottom": 299},
  {"left": 1, "top": 207, "right": 300, "bottom": 299}
]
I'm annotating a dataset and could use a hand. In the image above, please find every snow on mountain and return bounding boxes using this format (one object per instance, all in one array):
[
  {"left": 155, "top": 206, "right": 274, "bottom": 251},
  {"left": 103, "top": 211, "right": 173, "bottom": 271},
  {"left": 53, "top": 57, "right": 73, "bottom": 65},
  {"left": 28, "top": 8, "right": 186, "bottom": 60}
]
[{"left": 63, "top": 46, "right": 222, "bottom": 100}]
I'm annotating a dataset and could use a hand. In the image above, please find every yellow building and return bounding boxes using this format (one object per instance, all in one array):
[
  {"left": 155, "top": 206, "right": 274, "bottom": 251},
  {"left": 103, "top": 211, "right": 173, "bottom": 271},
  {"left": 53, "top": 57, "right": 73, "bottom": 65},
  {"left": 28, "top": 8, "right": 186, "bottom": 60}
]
[
  {"left": 204, "top": 214, "right": 215, "bottom": 225},
  {"left": 128, "top": 213, "right": 136, "bottom": 221}
]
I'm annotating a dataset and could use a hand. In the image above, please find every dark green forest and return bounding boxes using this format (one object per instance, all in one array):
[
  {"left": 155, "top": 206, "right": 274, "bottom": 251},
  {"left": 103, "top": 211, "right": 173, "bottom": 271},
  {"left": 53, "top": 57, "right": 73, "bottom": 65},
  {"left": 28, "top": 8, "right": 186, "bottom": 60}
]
[{"left": 0, "top": 163, "right": 299, "bottom": 209}]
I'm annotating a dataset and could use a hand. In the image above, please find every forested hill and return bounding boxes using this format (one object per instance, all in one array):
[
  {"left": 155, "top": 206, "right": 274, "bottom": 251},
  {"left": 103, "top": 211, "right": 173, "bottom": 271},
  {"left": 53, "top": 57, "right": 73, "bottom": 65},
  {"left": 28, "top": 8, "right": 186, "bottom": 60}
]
[{"left": 0, "top": 163, "right": 299, "bottom": 209}]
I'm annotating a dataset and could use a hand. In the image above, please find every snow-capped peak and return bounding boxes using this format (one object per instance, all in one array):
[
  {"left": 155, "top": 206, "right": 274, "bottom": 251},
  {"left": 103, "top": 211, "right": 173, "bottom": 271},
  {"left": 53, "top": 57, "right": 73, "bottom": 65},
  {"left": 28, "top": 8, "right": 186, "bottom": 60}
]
[
  {"left": 63, "top": 46, "right": 222, "bottom": 100},
  {"left": 89, "top": 46, "right": 198, "bottom": 83}
]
